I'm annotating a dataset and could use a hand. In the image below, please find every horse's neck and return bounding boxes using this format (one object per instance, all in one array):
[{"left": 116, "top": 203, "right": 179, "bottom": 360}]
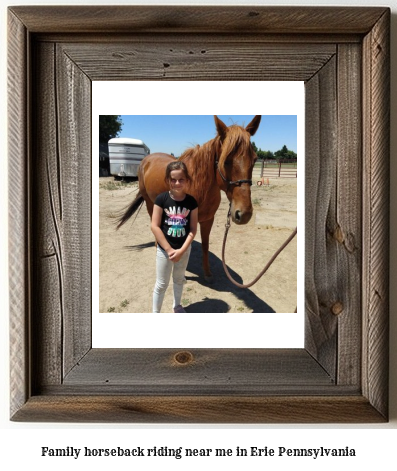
[{"left": 183, "top": 139, "right": 220, "bottom": 205}]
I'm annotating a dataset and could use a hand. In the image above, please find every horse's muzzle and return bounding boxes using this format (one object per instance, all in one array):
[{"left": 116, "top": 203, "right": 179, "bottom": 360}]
[{"left": 233, "top": 209, "right": 253, "bottom": 225}]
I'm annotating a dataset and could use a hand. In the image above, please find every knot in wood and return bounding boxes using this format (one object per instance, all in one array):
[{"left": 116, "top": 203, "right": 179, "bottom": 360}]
[
  {"left": 333, "top": 225, "right": 344, "bottom": 244},
  {"left": 331, "top": 302, "right": 344, "bottom": 316},
  {"left": 174, "top": 351, "right": 194, "bottom": 365}
]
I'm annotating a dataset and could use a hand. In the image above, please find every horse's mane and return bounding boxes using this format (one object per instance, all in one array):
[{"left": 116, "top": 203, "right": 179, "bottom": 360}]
[
  {"left": 217, "top": 124, "right": 254, "bottom": 163},
  {"left": 179, "top": 137, "right": 220, "bottom": 204},
  {"left": 180, "top": 124, "right": 254, "bottom": 204}
]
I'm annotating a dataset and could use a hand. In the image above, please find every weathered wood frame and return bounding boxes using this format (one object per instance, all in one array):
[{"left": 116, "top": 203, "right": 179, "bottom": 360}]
[{"left": 8, "top": 6, "right": 390, "bottom": 423}]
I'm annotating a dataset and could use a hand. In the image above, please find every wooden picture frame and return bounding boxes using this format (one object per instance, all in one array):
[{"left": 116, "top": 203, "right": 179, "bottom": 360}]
[{"left": 8, "top": 6, "right": 390, "bottom": 423}]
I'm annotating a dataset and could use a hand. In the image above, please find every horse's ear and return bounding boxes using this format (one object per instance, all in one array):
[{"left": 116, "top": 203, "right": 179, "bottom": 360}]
[
  {"left": 245, "top": 115, "right": 261, "bottom": 136},
  {"left": 214, "top": 116, "right": 227, "bottom": 141}
]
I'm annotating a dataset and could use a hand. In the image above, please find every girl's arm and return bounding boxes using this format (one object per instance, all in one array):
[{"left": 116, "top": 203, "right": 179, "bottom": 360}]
[
  {"left": 169, "top": 207, "right": 198, "bottom": 262},
  {"left": 151, "top": 204, "right": 175, "bottom": 256}
]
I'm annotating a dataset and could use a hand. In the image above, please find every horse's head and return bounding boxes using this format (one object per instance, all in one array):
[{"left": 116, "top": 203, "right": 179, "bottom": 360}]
[{"left": 214, "top": 115, "right": 261, "bottom": 225}]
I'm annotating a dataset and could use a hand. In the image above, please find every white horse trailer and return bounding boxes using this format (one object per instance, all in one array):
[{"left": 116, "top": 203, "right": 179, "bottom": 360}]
[{"left": 108, "top": 137, "right": 150, "bottom": 178}]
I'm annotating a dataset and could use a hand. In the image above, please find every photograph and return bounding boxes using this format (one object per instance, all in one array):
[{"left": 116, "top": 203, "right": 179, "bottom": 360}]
[{"left": 98, "top": 114, "right": 299, "bottom": 315}]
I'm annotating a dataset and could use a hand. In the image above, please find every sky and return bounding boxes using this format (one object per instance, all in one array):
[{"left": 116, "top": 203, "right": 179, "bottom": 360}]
[{"left": 117, "top": 115, "right": 297, "bottom": 157}]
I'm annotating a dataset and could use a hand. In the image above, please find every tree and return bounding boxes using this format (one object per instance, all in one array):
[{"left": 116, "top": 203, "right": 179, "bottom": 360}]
[
  {"left": 274, "top": 144, "right": 297, "bottom": 160},
  {"left": 259, "top": 150, "right": 275, "bottom": 160},
  {"left": 274, "top": 145, "right": 289, "bottom": 160},
  {"left": 99, "top": 115, "right": 123, "bottom": 143},
  {"left": 252, "top": 143, "right": 274, "bottom": 161},
  {"left": 286, "top": 150, "right": 297, "bottom": 160}
]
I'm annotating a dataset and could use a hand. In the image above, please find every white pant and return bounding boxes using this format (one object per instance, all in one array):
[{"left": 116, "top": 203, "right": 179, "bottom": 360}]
[{"left": 152, "top": 245, "right": 191, "bottom": 313}]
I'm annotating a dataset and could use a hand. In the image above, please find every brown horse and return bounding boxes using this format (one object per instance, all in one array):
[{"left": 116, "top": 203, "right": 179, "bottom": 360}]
[{"left": 116, "top": 115, "right": 261, "bottom": 281}]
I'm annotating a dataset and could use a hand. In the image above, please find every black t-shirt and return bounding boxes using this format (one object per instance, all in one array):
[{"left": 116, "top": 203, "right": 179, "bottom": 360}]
[{"left": 154, "top": 192, "right": 198, "bottom": 250}]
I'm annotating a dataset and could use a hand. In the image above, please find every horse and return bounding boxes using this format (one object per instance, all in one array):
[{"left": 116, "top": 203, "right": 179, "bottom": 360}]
[{"left": 116, "top": 115, "right": 261, "bottom": 281}]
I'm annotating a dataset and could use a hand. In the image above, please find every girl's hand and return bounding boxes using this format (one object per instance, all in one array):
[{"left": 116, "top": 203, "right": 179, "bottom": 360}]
[
  {"left": 166, "top": 248, "right": 176, "bottom": 259},
  {"left": 169, "top": 249, "right": 183, "bottom": 263}
]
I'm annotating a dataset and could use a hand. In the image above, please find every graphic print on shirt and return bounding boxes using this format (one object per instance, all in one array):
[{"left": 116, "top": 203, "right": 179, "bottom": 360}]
[{"left": 164, "top": 206, "right": 191, "bottom": 238}]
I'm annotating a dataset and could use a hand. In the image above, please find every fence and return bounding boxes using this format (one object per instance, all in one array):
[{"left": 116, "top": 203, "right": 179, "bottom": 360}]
[{"left": 257, "top": 159, "right": 297, "bottom": 179}]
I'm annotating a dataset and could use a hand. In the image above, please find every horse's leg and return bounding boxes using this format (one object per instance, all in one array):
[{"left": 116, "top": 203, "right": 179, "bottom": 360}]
[
  {"left": 199, "top": 217, "right": 214, "bottom": 283},
  {"left": 145, "top": 198, "right": 154, "bottom": 219},
  {"left": 140, "top": 184, "right": 154, "bottom": 219}
]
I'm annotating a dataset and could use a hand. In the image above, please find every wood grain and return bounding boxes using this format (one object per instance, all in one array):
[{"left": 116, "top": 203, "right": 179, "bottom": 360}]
[
  {"left": 8, "top": 6, "right": 390, "bottom": 423},
  {"left": 12, "top": 396, "right": 385, "bottom": 424},
  {"left": 9, "top": 6, "right": 387, "bottom": 34},
  {"left": 56, "top": 44, "right": 92, "bottom": 376},
  {"left": 59, "top": 42, "right": 336, "bottom": 82},
  {"left": 31, "top": 42, "right": 92, "bottom": 387},
  {"left": 362, "top": 9, "right": 390, "bottom": 419},
  {"left": 304, "top": 56, "right": 338, "bottom": 378},
  {"left": 8, "top": 9, "right": 30, "bottom": 419},
  {"left": 32, "top": 41, "right": 63, "bottom": 388},
  {"left": 62, "top": 349, "right": 334, "bottom": 391},
  {"left": 336, "top": 44, "right": 362, "bottom": 386}
]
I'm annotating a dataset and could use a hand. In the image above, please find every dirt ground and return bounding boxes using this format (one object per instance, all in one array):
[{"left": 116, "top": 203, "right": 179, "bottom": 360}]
[{"left": 99, "top": 171, "right": 297, "bottom": 313}]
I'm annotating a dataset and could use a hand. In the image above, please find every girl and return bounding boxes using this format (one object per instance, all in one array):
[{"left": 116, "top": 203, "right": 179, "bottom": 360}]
[{"left": 151, "top": 161, "right": 198, "bottom": 313}]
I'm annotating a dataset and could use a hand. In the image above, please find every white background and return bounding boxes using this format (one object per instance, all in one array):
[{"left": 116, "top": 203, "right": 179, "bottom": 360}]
[
  {"left": 1, "top": 0, "right": 396, "bottom": 469},
  {"left": 92, "top": 81, "right": 305, "bottom": 348}
]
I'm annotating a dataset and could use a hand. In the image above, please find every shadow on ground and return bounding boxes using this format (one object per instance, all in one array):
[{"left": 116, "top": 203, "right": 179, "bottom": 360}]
[
  {"left": 185, "top": 241, "right": 275, "bottom": 313},
  {"left": 125, "top": 241, "right": 156, "bottom": 252},
  {"left": 123, "top": 240, "right": 275, "bottom": 313}
]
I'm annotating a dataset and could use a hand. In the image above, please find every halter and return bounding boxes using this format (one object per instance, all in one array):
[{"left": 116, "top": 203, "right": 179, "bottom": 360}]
[{"left": 215, "top": 160, "right": 253, "bottom": 188}]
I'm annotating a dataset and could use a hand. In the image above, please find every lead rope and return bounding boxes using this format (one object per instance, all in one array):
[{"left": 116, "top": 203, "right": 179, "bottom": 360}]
[{"left": 221, "top": 203, "right": 297, "bottom": 289}]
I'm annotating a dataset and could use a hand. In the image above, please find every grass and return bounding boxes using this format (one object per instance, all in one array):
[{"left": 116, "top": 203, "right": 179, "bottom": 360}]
[
  {"left": 120, "top": 299, "right": 129, "bottom": 308},
  {"left": 107, "top": 299, "right": 130, "bottom": 313}
]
